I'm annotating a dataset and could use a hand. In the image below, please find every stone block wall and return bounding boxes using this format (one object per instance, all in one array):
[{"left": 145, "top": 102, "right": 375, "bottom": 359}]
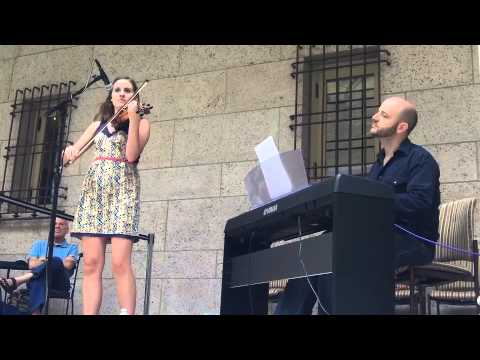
[{"left": 0, "top": 45, "right": 478, "bottom": 314}]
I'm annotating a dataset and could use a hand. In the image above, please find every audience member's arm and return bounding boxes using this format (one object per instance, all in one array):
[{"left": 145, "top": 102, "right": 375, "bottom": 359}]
[
  {"left": 63, "top": 243, "right": 79, "bottom": 271},
  {"left": 63, "top": 256, "right": 76, "bottom": 271},
  {"left": 27, "top": 240, "right": 45, "bottom": 269},
  {"left": 28, "top": 257, "right": 46, "bottom": 269}
]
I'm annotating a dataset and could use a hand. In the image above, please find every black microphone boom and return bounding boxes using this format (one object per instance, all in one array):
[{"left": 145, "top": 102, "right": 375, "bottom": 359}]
[{"left": 95, "top": 59, "right": 112, "bottom": 90}]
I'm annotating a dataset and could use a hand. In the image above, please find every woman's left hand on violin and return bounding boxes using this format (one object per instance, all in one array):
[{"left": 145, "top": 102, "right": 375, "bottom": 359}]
[
  {"left": 127, "top": 100, "right": 139, "bottom": 117},
  {"left": 116, "top": 102, "right": 153, "bottom": 124}
]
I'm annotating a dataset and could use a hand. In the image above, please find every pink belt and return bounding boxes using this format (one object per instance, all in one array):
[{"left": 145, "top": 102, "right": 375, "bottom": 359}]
[{"left": 95, "top": 156, "right": 133, "bottom": 163}]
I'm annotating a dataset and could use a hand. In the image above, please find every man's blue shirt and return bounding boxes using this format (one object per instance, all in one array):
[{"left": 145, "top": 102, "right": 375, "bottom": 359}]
[
  {"left": 28, "top": 238, "right": 79, "bottom": 277},
  {"left": 368, "top": 138, "right": 441, "bottom": 243}
]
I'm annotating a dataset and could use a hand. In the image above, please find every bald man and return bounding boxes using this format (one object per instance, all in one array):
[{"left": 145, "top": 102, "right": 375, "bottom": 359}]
[
  {"left": 275, "top": 97, "right": 440, "bottom": 315},
  {"left": 368, "top": 97, "right": 440, "bottom": 269}
]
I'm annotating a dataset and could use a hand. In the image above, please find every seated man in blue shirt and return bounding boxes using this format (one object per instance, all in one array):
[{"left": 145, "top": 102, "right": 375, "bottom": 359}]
[
  {"left": 275, "top": 96, "right": 440, "bottom": 314},
  {"left": 0, "top": 217, "right": 79, "bottom": 315}
]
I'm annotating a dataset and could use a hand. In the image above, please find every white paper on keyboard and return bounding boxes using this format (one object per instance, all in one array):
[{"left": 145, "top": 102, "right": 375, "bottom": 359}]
[
  {"left": 254, "top": 136, "right": 279, "bottom": 162},
  {"left": 255, "top": 136, "right": 293, "bottom": 199}
]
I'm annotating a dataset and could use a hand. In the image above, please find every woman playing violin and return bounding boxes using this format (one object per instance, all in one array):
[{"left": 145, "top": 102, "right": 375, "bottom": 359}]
[{"left": 63, "top": 77, "right": 151, "bottom": 315}]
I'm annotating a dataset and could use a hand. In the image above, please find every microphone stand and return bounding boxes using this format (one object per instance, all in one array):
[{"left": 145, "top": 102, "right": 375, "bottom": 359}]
[
  {"left": 46, "top": 74, "right": 106, "bottom": 119},
  {"left": 43, "top": 74, "right": 105, "bottom": 315}
]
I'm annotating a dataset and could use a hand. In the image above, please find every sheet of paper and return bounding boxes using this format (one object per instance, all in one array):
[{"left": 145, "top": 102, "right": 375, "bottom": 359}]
[
  {"left": 255, "top": 136, "right": 292, "bottom": 199},
  {"left": 255, "top": 136, "right": 279, "bottom": 163},
  {"left": 259, "top": 156, "right": 292, "bottom": 199}
]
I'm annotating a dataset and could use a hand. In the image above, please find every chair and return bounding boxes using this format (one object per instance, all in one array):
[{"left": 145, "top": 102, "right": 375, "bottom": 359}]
[
  {"left": 48, "top": 252, "right": 83, "bottom": 315},
  {"left": 0, "top": 260, "right": 29, "bottom": 304},
  {"left": 268, "top": 279, "right": 288, "bottom": 312},
  {"left": 396, "top": 198, "right": 479, "bottom": 314},
  {"left": 394, "top": 282, "right": 412, "bottom": 305},
  {"left": 394, "top": 282, "right": 426, "bottom": 313},
  {"left": 427, "top": 199, "right": 479, "bottom": 314}
]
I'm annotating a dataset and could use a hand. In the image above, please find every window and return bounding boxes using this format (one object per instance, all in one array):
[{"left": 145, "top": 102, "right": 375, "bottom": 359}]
[
  {"left": 1, "top": 82, "right": 74, "bottom": 217},
  {"left": 290, "top": 45, "right": 391, "bottom": 182}
]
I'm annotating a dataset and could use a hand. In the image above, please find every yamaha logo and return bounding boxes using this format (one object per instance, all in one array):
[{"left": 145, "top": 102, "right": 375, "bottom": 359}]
[{"left": 263, "top": 204, "right": 278, "bottom": 216}]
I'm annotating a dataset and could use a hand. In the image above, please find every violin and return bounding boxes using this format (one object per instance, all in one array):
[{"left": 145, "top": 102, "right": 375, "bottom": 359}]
[{"left": 111, "top": 102, "right": 153, "bottom": 128}]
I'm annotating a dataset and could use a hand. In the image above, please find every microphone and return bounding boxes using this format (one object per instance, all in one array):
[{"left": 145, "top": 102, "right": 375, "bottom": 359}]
[{"left": 94, "top": 59, "right": 112, "bottom": 91}]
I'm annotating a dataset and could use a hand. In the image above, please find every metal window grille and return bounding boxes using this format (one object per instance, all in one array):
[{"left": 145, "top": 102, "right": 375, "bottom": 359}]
[
  {"left": 0, "top": 81, "right": 75, "bottom": 220},
  {"left": 290, "top": 45, "right": 391, "bottom": 182}
]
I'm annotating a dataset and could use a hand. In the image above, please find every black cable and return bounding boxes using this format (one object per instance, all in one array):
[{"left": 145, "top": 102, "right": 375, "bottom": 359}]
[{"left": 297, "top": 216, "right": 329, "bottom": 315}]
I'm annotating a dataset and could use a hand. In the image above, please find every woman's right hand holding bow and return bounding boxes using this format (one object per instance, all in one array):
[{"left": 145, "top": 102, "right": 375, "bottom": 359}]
[{"left": 63, "top": 145, "right": 80, "bottom": 166}]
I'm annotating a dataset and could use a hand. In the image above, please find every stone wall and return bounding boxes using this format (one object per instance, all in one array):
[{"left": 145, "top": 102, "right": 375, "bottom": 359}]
[{"left": 0, "top": 45, "right": 478, "bottom": 314}]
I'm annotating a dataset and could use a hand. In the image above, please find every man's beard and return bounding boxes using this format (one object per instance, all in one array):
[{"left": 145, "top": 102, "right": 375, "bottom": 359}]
[{"left": 370, "top": 124, "right": 397, "bottom": 138}]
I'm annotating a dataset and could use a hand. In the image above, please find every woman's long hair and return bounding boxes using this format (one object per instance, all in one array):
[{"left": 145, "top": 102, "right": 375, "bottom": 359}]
[{"left": 94, "top": 76, "right": 140, "bottom": 125}]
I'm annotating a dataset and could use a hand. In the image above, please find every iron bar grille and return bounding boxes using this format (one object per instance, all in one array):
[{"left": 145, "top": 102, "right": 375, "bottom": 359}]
[
  {"left": 290, "top": 45, "right": 391, "bottom": 182},
  {"left": 0, "top": 81, "right": 76, "bottom": 220}
]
